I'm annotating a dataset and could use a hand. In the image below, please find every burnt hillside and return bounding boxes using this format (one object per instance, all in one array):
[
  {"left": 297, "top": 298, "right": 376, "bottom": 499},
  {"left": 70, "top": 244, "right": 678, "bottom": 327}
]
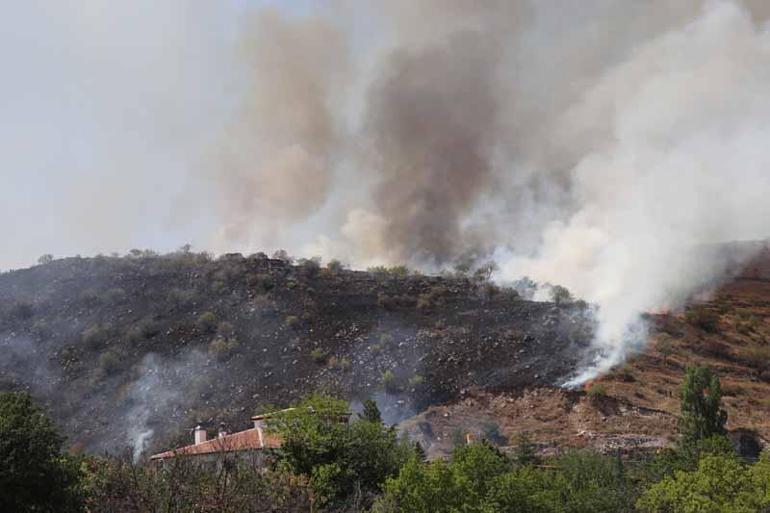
[{"left": 0, "top": 252, "right": 592, "bottom": 456}]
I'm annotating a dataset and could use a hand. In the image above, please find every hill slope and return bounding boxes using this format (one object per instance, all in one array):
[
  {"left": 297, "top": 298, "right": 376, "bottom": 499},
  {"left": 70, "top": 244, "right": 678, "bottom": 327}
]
[{"left": 0, "top": 252, "right": 591, "bottom": 456}]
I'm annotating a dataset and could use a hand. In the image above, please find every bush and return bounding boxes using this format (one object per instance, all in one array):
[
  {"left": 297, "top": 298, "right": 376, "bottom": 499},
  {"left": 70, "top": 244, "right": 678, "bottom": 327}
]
[
  {"left": 208, "top": 337, "right": 239, "bottom": 362},
  {"left": 196, "top": 312, "right": 218, "bottom": 333},
  {"left": 37, "top": 254, "right": 54, "bottom": 265},
  {"left": 298, "top": 257, "right": 321, "bottom": 277},
  {"left": 126, "top": 319, "right": 159, "bottom": 343},
  {"left": 329, "top": 356, "right": 351, "bottom": 372},
  {"left": 587, "top": 382, "right": 607, "bottom": 400},
  {"left": 657, "top": 335, "right": 674, "bottom": 364},
  {"left": 326, "top": 259, "right": 345, "bottom": 273},
  {"left": 82, "top": 324, "right": 110, "bottom": 348},
  {"left": 685, "top": 305, "right": 720, "bottom": 333},
  {"left": 284, "top": 315, "right": 300, "bottom": 329},
  {"left": 216, "top": 321, "right": 235, "bottom": 337},
  {"left": 550, "top": 285, "right": 573, "bottom": 305},
  {"left": 742, "top": 342, "right": 770, "bottom": 376},
  {"left": 0, "top": 392, "right": 83, "bottom": 512},
  {"left": 310, "top": 347, "right": 327, "bottom": 364},
  {"left": 736, "top": 312, "right": 759, "bottom": 335},
  {"left": 98, "top": 350, "right": 123, "bottom": 376}
]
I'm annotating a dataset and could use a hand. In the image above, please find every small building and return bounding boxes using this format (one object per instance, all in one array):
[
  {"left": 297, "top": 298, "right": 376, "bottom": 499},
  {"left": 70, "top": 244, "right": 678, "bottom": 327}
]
[
  {"left": 150, "top": 412, "right": 286, "bottom": 463},
  {"left": 150, "top": 407, "right": 351, "bottom": 463}
]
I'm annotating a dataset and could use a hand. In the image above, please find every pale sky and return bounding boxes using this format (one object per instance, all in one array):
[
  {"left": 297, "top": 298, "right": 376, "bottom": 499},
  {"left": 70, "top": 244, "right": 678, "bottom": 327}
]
[{"left": 0, "top": 1, "right": 332, "bottom": 270}]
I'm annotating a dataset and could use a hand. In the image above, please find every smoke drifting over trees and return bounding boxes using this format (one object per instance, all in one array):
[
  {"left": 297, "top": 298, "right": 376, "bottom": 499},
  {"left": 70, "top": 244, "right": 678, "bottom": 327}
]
[{"left": 4, "top": 1, "right": 770, "bottom": 379}]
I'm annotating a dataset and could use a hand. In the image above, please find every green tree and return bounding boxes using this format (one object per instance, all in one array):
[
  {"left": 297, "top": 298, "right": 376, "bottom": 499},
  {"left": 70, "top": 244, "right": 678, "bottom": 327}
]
[
  {"left": 361, "top": 399, "right": 383, "bottom": 424},
  {"left": 374, "top": 442, "right": 512, "bottom": 513},
  {"left": 268, "top": 395, "right": 408, "bottom": 508},
  {"left": 0, "top": 392, "right": 83, "bottom": 512},
  {"left": 513, "top": 432, "right": 539, "bottom": 466},
  {"left": 679, "top": 366, "right": 727, "bottom": 445},
  {"left": 637, "top": 453, "right": 768, "bottom": 513},
  {"left": 550, "top": 285, "right": 573, "bottom": 305}
]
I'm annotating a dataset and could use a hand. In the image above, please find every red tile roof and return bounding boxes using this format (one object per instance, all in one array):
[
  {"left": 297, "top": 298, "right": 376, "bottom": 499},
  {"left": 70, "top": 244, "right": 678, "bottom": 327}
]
[{"left": 150, "top": 428, "right": 282, "bottom": 460}]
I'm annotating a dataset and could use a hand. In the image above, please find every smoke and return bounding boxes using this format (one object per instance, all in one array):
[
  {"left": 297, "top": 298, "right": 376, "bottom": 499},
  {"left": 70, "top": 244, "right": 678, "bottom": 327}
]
[
  {"left": 5, "top": 1, "right": 770, "bottom": 381},
  {"left": 125, "top": 351, "right": 208, "bottom": 462},
  {"left": 499, "top": 1, "right": 770, "bottom": 382},
  {"left": 210, "top": 9, "right": 350, "bottom": 249}
]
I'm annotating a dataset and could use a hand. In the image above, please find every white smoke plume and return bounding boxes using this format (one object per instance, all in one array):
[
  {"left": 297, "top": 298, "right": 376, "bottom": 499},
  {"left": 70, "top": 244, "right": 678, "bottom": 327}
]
[{"left": 5, "top": 0, "right": 770, "bottom": 381}]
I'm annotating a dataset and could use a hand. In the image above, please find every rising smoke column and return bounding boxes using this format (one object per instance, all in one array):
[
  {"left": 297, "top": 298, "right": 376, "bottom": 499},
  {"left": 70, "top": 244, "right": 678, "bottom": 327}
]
[
  {"left": 210, "top": 9, "right": 350, "bottom": 250},
  {"left": 499, "top": 0, "right": 770, "bottom": 383},
  {"left": 363, "top": 33, "right": 502, "bottom": 265}
]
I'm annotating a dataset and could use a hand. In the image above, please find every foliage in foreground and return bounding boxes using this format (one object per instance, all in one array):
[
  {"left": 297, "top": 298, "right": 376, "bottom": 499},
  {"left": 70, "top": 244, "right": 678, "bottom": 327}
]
[
  {"left": 0, "top": 392, "right": 83, "bottom": 513},
  {"left": 8, "top": 365, "right": 770, "bottom": 512}
]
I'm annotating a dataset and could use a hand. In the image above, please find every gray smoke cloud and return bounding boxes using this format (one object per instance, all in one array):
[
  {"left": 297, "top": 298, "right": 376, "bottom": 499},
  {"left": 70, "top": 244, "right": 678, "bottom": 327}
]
[
  {"left": 5, "top": 0, "right": 770, "bottom": 382},
  {"left": 210, "top": 9, "right": 350, "bottom": 249}
]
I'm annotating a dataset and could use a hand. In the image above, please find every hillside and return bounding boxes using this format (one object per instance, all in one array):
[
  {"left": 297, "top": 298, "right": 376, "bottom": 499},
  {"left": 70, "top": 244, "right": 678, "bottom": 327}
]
[
  {"left": 0, "top": 251, "right": 592, "bottom": 456},
  {"left": 403, "top": 245, "right": 770, "bottom": 459},
  {"left": 3, "top": 246, "right": 770, "bottom": 461}
]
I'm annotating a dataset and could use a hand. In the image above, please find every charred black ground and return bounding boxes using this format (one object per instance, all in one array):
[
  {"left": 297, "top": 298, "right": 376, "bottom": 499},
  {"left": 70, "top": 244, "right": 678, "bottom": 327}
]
[{"left": 0, "top": 252, "right": 592, "bottom": 455}]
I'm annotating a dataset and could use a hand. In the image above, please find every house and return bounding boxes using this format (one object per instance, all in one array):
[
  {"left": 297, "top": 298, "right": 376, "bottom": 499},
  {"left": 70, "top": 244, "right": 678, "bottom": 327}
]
[
  {"left": 150, "top": 407, "right": 352, "bottom": 463},
  {"left": 150, "top": 411, "right": 286, "bottom": 463}
]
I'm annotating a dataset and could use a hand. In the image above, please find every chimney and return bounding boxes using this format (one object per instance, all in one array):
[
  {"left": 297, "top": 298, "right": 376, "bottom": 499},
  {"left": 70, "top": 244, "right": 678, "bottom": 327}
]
[
  {"left": 218, "top": 422, "right": 227, "bottom": 439},
  {"left": 194, "top": 425, "right": 207, "bottom": 445},
  {"left": 254, "top": 418, "right": 266, "bottom": 448}
]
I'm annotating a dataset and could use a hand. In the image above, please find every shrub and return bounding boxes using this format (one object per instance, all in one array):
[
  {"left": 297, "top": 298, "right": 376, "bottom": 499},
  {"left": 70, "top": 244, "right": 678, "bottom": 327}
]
[
  {"left": 196, "top": 311, "right": 217, "bottom": 333},
  {"left": 126, "top": 319, "right": 160, "bottom": 344},
  {"left": 246, "top": 272, "right": 274, "bottom": 292},
  {"left": 82, "top": 324, "right": 109, "bottom": 348},
  {"left": 408, "top": 374, "right": 425, "bottom": 388},
  {"left": 742, "top": 342, "right": 770, "bottom": 376},
  {"left": 37, "top": 254, "right": 54, "bottom": 265},
  {"left": 310, "top": 348, "right": 327, "bottom": 364},
  {"left": 272, "top": 249, "right": 292, "bottom": 262},
  {"left": 736, "top": 313, "right": 759, "bottom": 335},
  {"left": 587, "top": 382, "right": 608, "bottom": 400},
  {"left": 31, "top": 319, "right": 51, "bottom": 340},
  {"left": 298, "top": 257, "right": 321, "bottom": 277},
  {"left": 208, "top": 337, "right": 239, "bottom": 362},
  {"left": 417, "top": 285, "right": 448, "bottom": 311},
  {"left": 166, "top": 287, "right": 197, "bottom": 307},
  {"left": 685, "top": 305, "right": 720, "bottom": 333},
  {"left": 105, "top": 287, "right": 127, "bottom": 304},
  {"left": 550, "top": 285, "right": 573, "bottom": 305},
  {"left": 326, "top": 259, "right": 344, "bottom": 273},
  {"left": 98, "top": 350, "right": 123, "bottom": 376},
  {"left": 284, "top": 315, "right": 300, "bottom": 328},
  {"left": 216, "top": 321, "right": 234, "bottom": 337},
  {"left": 329, "top": 356, "right": 351, "bottom": 372},
  {"left": 387, "top": 265, "right": 409, "bottom": 278},
  {"left": 657, "top": 335, "right": 674, "bottom": 364}
]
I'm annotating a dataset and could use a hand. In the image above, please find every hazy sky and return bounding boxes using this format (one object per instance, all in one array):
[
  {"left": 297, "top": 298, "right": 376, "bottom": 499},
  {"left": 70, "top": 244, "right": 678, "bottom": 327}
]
[{"left": 0, "top": 1, "right": 326, "bottom": 270}]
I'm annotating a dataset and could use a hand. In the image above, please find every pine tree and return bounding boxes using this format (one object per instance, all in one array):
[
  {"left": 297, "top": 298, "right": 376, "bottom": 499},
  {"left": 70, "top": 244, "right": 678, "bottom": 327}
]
[
  {"left": 361, "top": 398, "right": 382, "bottom": 424},
  {"left": 679, "top": 366, "right": 727, "bottom": 445},
  {"left": 414, "top": 441, "right": 427, "bottom": 462}
]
